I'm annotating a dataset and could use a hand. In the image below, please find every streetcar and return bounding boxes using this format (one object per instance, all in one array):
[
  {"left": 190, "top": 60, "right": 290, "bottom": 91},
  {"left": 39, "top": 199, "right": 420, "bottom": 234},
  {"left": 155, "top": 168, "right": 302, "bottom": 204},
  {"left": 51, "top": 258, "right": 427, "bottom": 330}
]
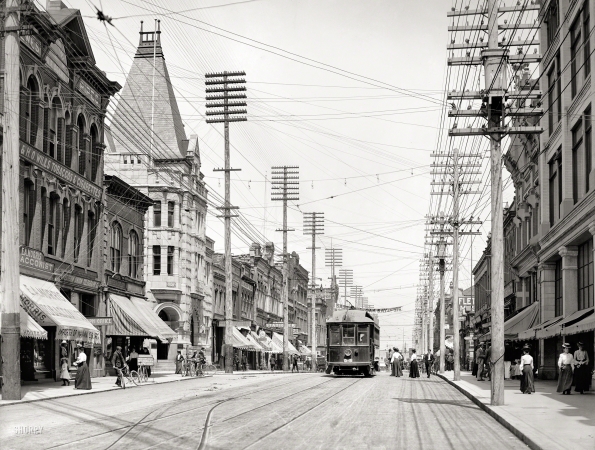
[{"left": 325, "top": 309, "right": 380, "bottom": 377}]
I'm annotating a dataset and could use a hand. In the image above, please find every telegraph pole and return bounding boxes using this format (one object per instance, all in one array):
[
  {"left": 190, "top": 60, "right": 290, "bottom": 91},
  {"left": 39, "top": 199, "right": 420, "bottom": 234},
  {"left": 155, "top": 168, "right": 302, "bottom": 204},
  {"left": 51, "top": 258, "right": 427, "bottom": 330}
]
[
  {"left": 325, "top": 246, "right": 342, "bottom": 282},
  {"left": 1, "top": 0, "right": 22, "bottom": 400},
  {"left": 338, "top": 269, "right": 353, "bottom": 307},
  {"left": 437, "top": 233, "right": 447, "bottom": 373},
  {"left": 206, "top": 71, "right": 247, "bottom": 373},
  {"left": 304, "top": 212, "right": 324, "bottom": 369},
  {"left": 447, "top": 0, "right": 542, "bottom": 403},
  {"left": 271, "top": 166, "right": 299, "bottom": 371},
  {"left": 428, "top": 252, "right": 434, "bottom": 352}
]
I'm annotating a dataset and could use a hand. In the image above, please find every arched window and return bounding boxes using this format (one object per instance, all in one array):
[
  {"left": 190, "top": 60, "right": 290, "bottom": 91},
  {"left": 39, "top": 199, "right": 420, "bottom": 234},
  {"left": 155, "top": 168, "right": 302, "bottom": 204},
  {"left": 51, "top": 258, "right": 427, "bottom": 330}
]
[
  {"left": 87, "top": 211, "right": 96, "bottom": 267},
  {"left": 129, "top": 230, "right": 140, "bottom": 278},
  {"left": 110, "top": 222, "right": 122, "bottom": 272},
  {"left": 90, "top": 125, "right": 100, "bottom": 183},
  {"left": 47, "top": 193, "right": 60, "bottom": 255},
  {"left": 73, "top": 205, "right": 83, "bottom": 263},
  {"left": 48, "top": 98, "right": 64, "bottom": 163},
  {"left": 23, "top": 179, "right": 36, "bottom": 246},
  {"left": 77, "top": 115, "right": 86, "bottom": 176},
  {"left": 20, "top": 76, "right": 39, "bottom": 146},
  {"left": 62, "top": 198, "right": 70, "bottom": 257}
]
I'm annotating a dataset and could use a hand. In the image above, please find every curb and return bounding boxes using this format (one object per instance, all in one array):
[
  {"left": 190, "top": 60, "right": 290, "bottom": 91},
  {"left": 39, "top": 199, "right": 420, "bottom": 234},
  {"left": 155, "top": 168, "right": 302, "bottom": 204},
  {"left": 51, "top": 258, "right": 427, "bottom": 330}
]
[
  {"left": 0, "top": 371, "right": 298, "bottom": 408},
  {"left": 437, "top": 374, "right": 543, "bottom": 450}
]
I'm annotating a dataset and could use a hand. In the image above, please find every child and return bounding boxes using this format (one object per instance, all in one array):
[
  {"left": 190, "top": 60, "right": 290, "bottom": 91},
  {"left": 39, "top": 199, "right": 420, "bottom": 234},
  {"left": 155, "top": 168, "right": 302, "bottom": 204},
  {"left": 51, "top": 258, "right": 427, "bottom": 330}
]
[{"left": 60, "top": 357, "right": 70, "bottom": 386}]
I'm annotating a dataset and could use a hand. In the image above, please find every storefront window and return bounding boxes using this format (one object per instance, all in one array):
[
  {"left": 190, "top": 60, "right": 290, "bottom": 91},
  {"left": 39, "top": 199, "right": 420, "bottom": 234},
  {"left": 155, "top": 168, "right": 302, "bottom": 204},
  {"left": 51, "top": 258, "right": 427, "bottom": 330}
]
[{"left": 578, "top": 239, "right": 594, "bottom": 310}]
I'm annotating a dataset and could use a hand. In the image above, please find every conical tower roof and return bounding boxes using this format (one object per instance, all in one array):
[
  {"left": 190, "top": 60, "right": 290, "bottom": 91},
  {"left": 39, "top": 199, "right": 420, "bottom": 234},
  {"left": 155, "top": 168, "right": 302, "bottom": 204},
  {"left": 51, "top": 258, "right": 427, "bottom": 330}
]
[{"left": 111, "top": 21, "right": 187, "bottom": 159}]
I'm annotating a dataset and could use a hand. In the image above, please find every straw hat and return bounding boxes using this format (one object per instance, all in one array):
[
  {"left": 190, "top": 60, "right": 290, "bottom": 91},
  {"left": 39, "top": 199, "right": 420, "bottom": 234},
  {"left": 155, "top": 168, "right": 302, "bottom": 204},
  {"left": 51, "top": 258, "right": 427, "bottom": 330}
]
[{"left": 562, "top": 343, "right": 571, "bottom": 349}]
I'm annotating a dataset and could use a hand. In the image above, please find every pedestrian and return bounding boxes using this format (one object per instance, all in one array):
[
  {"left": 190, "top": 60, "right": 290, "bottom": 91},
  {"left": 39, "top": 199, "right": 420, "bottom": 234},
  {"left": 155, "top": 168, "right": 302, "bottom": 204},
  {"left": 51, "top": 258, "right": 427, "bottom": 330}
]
[
  {"left": 519, "top": 345, "right": 534, "bottom": 394},
  {"left": 241, "top": 353, "right": 247, "bottom": 371},
  {"left": 391, "top": 348, "right": 403, "bottom": 377},
  {"left": 556, "top": 343, "right": 575, "bottom": 395},
  {"left": 373, "top": 356, "right": 380, "bottom": 373},
  {"left": 60, "top": 357, "right": 70, "bottom": 386},
  {"left": 476, "top": 343, "right": 486, "bottom": 381},
  {"left": 60, "top": 340, "right": 68, "bottom": 359},
  {"left": 446, "top": 352, "right": 454, "bottom": 371},
  {"left": 142, "top": 346, "right": 152, "bottom": 377},
  {"left": 112, "top": 346, "right": 126, "bottom": 387},
  {"left": 573, "top": 342, "right": 590, "bottom": 394},
  {"left": 292, "top": 353, "right": 299, "bottom": 373},
  {"left": 128, "top": 347, "right": 139, "bottom": 372},
  {"left": 234, "top": 353, "right": 240, "bottom": 371},
  {"left": 409, "top": 349, "right": 420, "bottom": 378},
  {"left": 74, "top": 343, "right": 92, "bottom": 390},
  {"left": 175, "top": 351, "right": 184, "bottom": 374},
  {"left": 484, "top": 344, "right": 492, "bottom": 380},
  {"left": 504, "top": 341, "right": 513, "bottom": 380},
  {"left": 423, "top": 349, "right": 434, "bottom": 378},
  {"left": 391, "top": 347, "right": 397, "bottom": 376}
]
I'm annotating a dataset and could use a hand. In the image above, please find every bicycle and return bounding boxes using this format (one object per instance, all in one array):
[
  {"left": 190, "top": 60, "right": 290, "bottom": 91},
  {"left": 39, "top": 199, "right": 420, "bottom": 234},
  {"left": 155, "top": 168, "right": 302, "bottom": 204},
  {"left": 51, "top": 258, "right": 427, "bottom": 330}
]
[
  {"left": 137, "top": 365, "right": 149, "bottom": 383},
  {"left": 115, "top": 366, "right": 140, "bottom": 389},
  {"left": 196, "top": 361, "right": 217, "bottom": 377}
]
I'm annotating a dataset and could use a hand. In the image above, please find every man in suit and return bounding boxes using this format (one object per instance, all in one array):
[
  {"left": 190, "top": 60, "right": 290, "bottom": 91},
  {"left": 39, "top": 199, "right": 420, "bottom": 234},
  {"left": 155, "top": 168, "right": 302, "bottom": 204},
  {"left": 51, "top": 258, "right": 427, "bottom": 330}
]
[
  {"left": 476, "top": 344, "right": 486, "bottom": 381},
  {"left": 423, "top": 349, "right": 435, "bottom": 378}
]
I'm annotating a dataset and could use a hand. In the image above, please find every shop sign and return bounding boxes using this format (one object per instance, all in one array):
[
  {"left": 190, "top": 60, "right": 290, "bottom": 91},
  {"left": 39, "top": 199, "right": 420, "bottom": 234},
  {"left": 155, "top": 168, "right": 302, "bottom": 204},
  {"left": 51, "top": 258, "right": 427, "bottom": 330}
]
[
  {"left": 20, "top": 246, "right": 54, "bottom": 272},
  {"left": 137, "top": 355, "right": 155, "bottom": 367},
  {"left": 62, "top": 274, "right": 100, "bottom": 290},
  {"left": 269, "top": 322, "right": 295, "bottom": 328},
  {"left": 87, "top": 317, "right": 113, "bottom": 325},
  {"left": 107, "top": 277, "right": 126, "bottom": 291},
  {"left": 21, "top": 35, "right": 42, "bottom": 56},
  {"left": 20, "top": 142, "right": 102, "bottom": 198},
  {"left": 77, "top": 79, "right": 101, "bottom": 107}
]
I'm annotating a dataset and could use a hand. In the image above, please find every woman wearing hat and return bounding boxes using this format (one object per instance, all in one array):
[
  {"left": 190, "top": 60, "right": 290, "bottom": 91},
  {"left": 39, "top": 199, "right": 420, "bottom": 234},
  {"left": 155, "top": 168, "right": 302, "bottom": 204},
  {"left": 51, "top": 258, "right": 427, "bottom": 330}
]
[
  {"left": 409, "top": 349, "right": 420, "bottom": 378},
  {"left": 74, "top": 343, "right": 92, "bottom": 390},
  {"left": 519, "top": 345, "right": 534, "bottom": 394},
  {"left": 573, "top": 342, "right": 590, "bottom": 394},
  {"left": 556, "top": 343, "right": 574, "bottom": 395}
]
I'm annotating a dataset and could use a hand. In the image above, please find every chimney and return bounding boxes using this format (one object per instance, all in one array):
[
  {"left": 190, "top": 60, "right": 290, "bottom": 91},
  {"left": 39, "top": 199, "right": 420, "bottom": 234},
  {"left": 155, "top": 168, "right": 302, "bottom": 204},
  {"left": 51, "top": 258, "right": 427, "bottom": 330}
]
[
  {"left": 249, "top": 243, "right": 262, "bottom": 258},
  {"left": 47, "top": 1, "right": 68, "bottom": 10}
]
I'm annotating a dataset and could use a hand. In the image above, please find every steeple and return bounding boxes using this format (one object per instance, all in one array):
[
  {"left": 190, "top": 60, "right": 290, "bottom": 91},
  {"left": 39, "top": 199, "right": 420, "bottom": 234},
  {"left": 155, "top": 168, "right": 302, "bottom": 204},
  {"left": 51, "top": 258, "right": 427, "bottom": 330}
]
[{"left": 110, "top": 20, "right": 188, "bottom": 160}]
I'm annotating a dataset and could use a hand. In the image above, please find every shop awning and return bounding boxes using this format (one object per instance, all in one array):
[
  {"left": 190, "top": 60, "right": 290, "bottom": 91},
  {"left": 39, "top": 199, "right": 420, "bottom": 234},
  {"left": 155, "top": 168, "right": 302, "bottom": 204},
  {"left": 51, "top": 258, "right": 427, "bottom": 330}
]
[
  {"left": 519, "top": 316, "right": 563, "bottom": 341},
  {"left": 0, "top": 304, "right": 48, "bottom": 340},
  {"left": 107, "top": 294, "right": 176, "bottom": 341},
  {"left": 232, "top": 327, "right": 256, "bottom": 350},
  {"left": 562, "top": 307, "right": 595, "bottom": 336},
  {"left": 251, "top": 331, "right": 271, "bottom": 352},
  {"left": 539, "top": 308, "right": 595, "bottom": 339},
  {"left": 299, "top": 345, "right": 312, "bottom": 355},
  {"left": 478, "top": 302, "right": 539, "bottom": 342},
  {"left": 20, "top": 275, "right": 100, "bottom": 343},
  {"left": 272, "top": 332, "right": 299, "bottom": 355},
  {"left": 130, "top": 296, "right": 178, "bottom": 340}
]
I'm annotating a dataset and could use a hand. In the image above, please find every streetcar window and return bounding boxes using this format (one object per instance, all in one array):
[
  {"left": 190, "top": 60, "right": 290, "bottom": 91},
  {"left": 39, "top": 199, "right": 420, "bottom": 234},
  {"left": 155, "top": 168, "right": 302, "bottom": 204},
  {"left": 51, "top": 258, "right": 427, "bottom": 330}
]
[
  {"left": 357, "top": 326, "right": 369, "bottom": 345},
  {"left": 329, "top": 325, "right": 341, "bottom": 345},
  {"left": 342, "top": 325, "right": 355, "bottom": 345}
]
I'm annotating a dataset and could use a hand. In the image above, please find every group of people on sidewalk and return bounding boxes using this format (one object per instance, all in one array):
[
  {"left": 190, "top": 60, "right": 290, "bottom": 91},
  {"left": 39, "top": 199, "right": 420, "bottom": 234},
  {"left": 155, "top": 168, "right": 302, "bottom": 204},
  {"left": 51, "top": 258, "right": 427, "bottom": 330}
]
[{"left": 59, "top": 342, "right": 92, "bottom": 390}]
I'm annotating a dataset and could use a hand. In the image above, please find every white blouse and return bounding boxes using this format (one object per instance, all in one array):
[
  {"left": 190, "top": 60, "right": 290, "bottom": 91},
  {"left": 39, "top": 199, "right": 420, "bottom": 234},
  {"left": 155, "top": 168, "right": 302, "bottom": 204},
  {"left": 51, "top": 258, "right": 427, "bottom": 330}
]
[
  {"left": 558, "top": 353, "right": 574, "bottom": 368},
  {"left": 520, "top": 354, "right": 533, "bottom": 368},
  {"left": 411, "top": 354, "right": 417, "bottom": 361},
  {"left": 76, "top": 351, "right": 87, "bottom": 364}
]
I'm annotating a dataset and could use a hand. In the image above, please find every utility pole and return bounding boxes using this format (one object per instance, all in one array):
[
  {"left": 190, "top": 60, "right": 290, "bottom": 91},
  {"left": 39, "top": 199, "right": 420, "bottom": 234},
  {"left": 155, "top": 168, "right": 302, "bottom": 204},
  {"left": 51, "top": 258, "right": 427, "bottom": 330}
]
[
  {"left": 304, "top": 212, "right": 324, "bottom": 369},
  {"left": 437, "top": 233, "right": 447, "bottom": 373},
  {"left": 447, "top": 1, "right": 542, "bottom": 404},
  {"left": 428, "top": 252, "right": 434, "bottom": 352},
  {"left": 1, "top": 0, "right": 22, "bottom": 401},
  {"left": 325, "top": 246, "right": 342, "bottom": 282},
  {"left": 271, "top": 166, "right": 299, "bottom": 371},
  {"left": 350, "top": 286, "right": 363, "bottom": 308},
  {"left": 206, "top": 71, "right": 247, "bottom": 373},
  {"left": 338, "top": 269, "right": 353, "bottom": 307}
]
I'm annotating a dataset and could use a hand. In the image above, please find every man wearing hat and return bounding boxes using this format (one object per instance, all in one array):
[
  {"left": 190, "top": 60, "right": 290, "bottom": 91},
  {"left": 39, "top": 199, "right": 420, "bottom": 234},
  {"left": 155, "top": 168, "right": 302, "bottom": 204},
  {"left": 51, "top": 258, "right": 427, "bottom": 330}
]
[
  {"left": 112, "top": 346, "right": 127, "bottom": 387},
  {"left": 476, "top": 343, "right": 486, "bottom": 381}
]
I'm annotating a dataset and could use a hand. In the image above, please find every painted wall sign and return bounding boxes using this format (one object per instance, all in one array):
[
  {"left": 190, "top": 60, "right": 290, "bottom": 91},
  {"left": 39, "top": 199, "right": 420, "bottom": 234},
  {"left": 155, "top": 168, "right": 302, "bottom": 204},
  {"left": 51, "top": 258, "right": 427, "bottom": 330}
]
[
  {"left": 20, "top": 246, "right": 54, "bottom": 272},
  {"left": 20, "top": 142, "right": 102, "bottom": 198},
  {"left": 77, "top": 79, "right": 101, "bottom": 107},
  {"left": 20, "top": 35, "right": 42, "bottom": 56},
  {"left": 61, "top": 274, "right": 100, "bottom": 290}
]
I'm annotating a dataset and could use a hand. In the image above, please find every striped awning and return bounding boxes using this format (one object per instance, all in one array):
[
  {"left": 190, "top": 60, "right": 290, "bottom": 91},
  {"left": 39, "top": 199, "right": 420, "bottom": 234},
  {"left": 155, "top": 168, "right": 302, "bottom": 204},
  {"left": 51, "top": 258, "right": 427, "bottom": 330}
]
[
  {"left": 251, "top": 331, "right": 272, "bottom": 352},
  {"left": 0, "top": 305, "right": 48, "bottom": 340},
  {"left": 562, "top": 307, "right": 595, "bottom": 336},
  {"left": 272, "top": 332, "right": 299, "bottom": 355},
  {"left": 232, "top": 327, "right": 257, "bottom": 350},
  {"left": 106, "top": 295, "right": 176, "bottom": 342}
]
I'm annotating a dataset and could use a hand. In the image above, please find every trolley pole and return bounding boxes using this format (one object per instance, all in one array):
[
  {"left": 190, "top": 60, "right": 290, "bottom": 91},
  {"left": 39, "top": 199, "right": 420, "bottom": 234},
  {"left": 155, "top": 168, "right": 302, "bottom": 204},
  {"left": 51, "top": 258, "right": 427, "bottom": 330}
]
[
  {"left": 1, "top": 0, "right": 22, "bottom": 400},
  {"left": 304, "top": 212, "right": 324, "bottom": 370},
  {"left": 271, "top": 166, "right": 299, "bottom": 371},
  {"left": 206, "top": 71, "right": 247, "bottom": 373}
]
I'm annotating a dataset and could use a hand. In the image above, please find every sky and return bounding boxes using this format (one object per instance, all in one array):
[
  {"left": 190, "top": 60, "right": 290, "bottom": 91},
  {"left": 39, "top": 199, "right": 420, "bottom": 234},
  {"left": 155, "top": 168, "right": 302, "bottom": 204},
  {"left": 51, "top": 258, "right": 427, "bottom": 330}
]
[{"left": 61, "top": 0, "right": 522, "bottom": 349}]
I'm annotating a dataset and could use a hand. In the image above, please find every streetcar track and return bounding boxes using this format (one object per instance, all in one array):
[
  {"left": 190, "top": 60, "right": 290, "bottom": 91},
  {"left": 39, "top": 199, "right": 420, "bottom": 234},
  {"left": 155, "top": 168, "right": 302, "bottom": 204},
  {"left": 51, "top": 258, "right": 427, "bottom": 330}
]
[{"left": 42, "top": 375, "right": 323, "bottom": 450}]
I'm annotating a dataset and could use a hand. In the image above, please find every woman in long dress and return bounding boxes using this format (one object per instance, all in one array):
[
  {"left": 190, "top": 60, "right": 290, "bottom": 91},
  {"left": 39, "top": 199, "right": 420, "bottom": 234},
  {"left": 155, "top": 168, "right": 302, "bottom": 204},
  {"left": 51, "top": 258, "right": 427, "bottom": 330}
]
[
  {"left": 556, "top": 343, "right": 574, "bottom": 395},
  {"left": 74, "top": 344, "right": 92, "bottom": 390},
  {"left": 392, "top": 348, "right": 403, "bottom": 377},
  {"left": 573, "top": 342, "right": 590, "bottom": 394},
  {"left": 519, "top": 345, "right": 534, "bottom": 394},
  {"left": 409, "top": 350, "right": 420, "bottom": 378}
]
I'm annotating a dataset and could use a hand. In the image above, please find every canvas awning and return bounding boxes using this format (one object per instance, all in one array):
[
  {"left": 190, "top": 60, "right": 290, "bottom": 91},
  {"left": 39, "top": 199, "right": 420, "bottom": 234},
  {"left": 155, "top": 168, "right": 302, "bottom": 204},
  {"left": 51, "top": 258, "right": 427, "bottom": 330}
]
[
  {"left": 20, "top": 275, "right": 100, "bottom": 343},
  {"left": 232, "top": 327, "right": 257, "bottom": 350},
  {"left": 0, "top": 304, "right": 48, "bottom": 340},
  {"left": 478, "top": 302, "right": 539, "bottom": 342},
  {"left": 107, "top": 294, "right": 176, "bottom": 341},
  {"left": 299, "top": 345, "right": 312, "bottom": 355},
  {"left": 562, "top": 307, "right": 595, "bottom": 336},
  {"left": 272, "top": 332, "right": 299, "bottom": 355},
  {"left": 251, "top": 331, "right": 272, "bottom": 352},
  {"left": 244, "top": 330, "right": 265, "bottom": 351},
  {"left": 518, "top": 316, "right": 563, "bottom": 341},
  {"left": 540, "top": 308, "right": 595, "bottom": 339}
]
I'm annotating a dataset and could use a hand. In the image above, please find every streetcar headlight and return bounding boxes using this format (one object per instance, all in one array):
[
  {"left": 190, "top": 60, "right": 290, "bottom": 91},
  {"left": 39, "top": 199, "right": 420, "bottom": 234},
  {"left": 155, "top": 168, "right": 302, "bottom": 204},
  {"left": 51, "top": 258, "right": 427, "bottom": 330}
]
[{"left": 344, "top": 349, "right": 352, "bottom": 357}]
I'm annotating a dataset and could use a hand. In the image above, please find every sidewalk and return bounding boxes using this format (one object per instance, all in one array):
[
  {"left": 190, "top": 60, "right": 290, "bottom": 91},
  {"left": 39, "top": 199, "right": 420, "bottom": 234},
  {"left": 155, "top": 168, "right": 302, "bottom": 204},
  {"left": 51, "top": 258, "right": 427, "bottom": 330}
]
[
  {"left": 438, "top": 370, "right": 594, "bottom": 450},
  {"left": 0, "top": 369, "right": 291, "bottom": 407}
]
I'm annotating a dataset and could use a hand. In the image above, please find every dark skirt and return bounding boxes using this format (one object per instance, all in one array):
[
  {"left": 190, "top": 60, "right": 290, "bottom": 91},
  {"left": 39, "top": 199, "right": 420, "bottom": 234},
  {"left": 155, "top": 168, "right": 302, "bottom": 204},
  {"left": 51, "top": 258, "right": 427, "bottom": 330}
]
[
  {"left": 520, "top": 364, "right": 534, "bottom": 393},
  {"left": 395, "top": 361, "right": 403, "bottom": 377},
  {"left": 175, "top": 359, "right": 183, "bottom": 374},
  {"left": 409, "top": 360, "right": 420, "bottom": 378},
  {"left": 75, "top": 362, "right": 92, "bottom": 390},
  {"left": 574, "top": 363, "right": 590, "bottom": 392},
  {"left": 556, "top": 365, "right": 573, "bottom": 392},
  {"left": 391, "top": 361, "right": 396, "bottom": 376}
]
